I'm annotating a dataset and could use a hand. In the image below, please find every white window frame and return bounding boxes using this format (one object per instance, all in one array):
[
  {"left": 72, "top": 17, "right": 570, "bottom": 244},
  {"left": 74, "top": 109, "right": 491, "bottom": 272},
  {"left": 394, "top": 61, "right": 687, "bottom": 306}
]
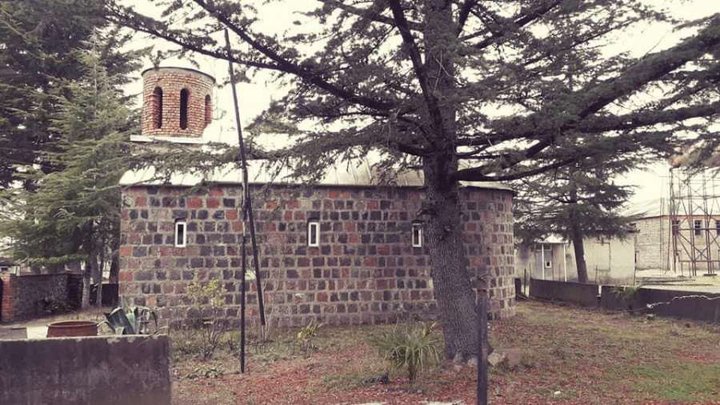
[
  {"left": 175, "top": 220, "right": 187, "bottom": 247},
  {"left": 412, "top": 223, "right": 423, "bottom": 248},
  {"left": 308, "top": 220, "right": 320, "bottom": 247}
]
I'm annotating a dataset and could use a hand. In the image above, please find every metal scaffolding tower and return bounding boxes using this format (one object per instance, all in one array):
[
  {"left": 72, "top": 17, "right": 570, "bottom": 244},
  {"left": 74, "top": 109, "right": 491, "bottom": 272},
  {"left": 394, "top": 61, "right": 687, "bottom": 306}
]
[{"left": 668, "top": 168, "right": 720, "bottom": 277}]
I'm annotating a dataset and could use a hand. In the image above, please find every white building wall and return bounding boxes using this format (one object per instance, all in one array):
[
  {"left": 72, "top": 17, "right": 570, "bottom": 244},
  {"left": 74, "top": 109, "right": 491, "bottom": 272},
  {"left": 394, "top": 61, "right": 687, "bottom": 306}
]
[
  {"left": 634, "top": 216, "right": 669, "bottom": 271},
  {"left": 579, "top": 237, "right": 636, "bottom": 284}
]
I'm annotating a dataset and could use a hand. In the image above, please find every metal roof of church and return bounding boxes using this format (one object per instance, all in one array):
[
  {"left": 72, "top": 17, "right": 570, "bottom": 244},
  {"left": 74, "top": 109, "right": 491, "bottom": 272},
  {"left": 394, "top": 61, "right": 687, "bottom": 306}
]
[{"left": 119, "top": 159, "right": 513, "bottom": 192}]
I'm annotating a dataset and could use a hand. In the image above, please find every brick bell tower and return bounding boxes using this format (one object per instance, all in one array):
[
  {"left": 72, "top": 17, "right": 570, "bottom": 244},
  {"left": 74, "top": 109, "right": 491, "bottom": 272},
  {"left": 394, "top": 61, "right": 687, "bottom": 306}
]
[{"left": 140, "top": 67, "right": 216, "bottom": 138}]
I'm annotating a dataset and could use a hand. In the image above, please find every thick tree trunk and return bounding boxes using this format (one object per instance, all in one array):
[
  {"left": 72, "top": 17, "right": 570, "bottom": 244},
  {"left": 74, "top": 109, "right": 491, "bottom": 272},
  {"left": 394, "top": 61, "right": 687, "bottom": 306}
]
[
  {"left": 424, "top": 160, "right": 479, "bottom": 361},
  {"left": 81, "top": 265, "right": 91, "bottom": 309},
  {"left": 418, "top": 0, "right": 482, "bottom": 362},
  {"left": 108, "top": 254, "right": 119, "bottom": 284},
  {"left": 89, "top": 244, "right": 103, "bottom": 308},
  {"left": 571, "top": 223, "right": 589, "bottom": 283}
]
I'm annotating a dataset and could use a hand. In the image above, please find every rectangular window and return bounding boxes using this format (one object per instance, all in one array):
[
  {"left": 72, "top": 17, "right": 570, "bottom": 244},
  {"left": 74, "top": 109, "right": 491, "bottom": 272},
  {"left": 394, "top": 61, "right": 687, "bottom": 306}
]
[
  {"left": 671, "top": 220, "right": 680, "bottom": 235},
  {"left": 175, "top": 220, "right": 187, "bottom": 247},
  {"left": 694, "top": 220, "right": 702, "bottom": 236},
  {"left": 412, "top": 223, "right": 423, "bottom": 248},
  {"left": 716, "top": 220, "right": 720, "bottom": 236},
  {"left": 308, "top": 220, "right": 320, "bottom": 247}
]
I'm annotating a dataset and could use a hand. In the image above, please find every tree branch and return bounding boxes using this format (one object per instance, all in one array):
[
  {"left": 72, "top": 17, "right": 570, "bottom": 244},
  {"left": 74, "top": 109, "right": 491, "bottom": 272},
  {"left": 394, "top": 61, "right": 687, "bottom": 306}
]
[
  {"left": 387, "top": 0, "right": 446, "bottom": 137},
  {"left": 462, "top": 0, "right": 563, "bottom": 50},
  {"left": 194, "top": 0, "right": 398, "bottom": 112},
  {"left": 485, "top": 15, "right": 720, "bottom": 170},
  {"left": 456, "top": 0, "right": 477, "bottom": 36},
  {"left": 317, "top": 0, "right": 423, "bottom": 31},
  {"left": 454, "top": 158, "right": 576, "bottom": 181},
  {"left": 579, "top": 101, "right": 720, "bottom": 133}
]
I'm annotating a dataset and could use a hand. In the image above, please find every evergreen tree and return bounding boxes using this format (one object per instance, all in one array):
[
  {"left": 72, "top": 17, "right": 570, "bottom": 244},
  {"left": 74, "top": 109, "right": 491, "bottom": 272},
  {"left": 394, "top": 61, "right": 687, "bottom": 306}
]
[
  {"left": 110, "top": 0, "right": 720, "bottom": 364},
  {"left": 0, "top": 0, "right": 138, "bottom": 189},
  {"left": 515, "top": 155, "right": 640, "bottom": 283},
  {"left": 1, "top": 45, "right": 138, "bottom": 307}
]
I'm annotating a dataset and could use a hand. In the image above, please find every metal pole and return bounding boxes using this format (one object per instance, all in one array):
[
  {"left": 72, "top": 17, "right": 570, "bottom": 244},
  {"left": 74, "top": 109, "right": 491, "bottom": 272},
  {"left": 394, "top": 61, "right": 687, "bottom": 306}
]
[
  {"left": 477, "top": 295, "right": 488, "bottom": 405},
  {"left": 541, "top": 243, "right": 546, "bottom": 280},
  {"left": 225, "top": 29, "right": 269, "bottom": 372},
  {"left": 224, "top": 29, "right": 266, "bottom": 325},
  {"left": 563, "top": 243, "right": 567, "bottom": 282},
  {"left": 608, "top": 239, "right": 612, "bottom": 280},
  {"left": 240, "top": 233, "right": 247, "bottom": 373}
]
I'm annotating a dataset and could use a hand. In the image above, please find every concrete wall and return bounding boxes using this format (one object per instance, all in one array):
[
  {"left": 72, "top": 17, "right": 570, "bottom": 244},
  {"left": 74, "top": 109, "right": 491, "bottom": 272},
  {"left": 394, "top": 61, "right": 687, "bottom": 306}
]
[
  {"left": 119, "top": 184, "right": 516, "bottom": 327},
  {"left": 529, "top": 278, "right": 600, "bottom": 307},
  {"left": 532, "top": 280, "right": 720, "bottom": 323},
  {"left": 0, "top": 335, "right": 171, "bottom": 405},
  {"left": 0, "top": 273, "right": 69, "bottom": 322},
  {"left": 581, "top": 237, "right": 635, "bottom": 284}
]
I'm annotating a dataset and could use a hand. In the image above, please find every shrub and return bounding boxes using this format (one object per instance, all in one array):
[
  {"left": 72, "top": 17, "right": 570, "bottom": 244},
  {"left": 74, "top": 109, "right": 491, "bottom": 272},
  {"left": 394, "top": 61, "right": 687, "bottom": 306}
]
[
  {"left": 370, "top": 321, "right": 440, "bottom": 383},
  {"left": 187, "top": 279, "right": 227, "bottom": 360},
  {"left": 295, "top": 319, "right": 322, "bottom": 354},
  {"left": 612, "top": 285, "right": 642, "bottom": 310}
]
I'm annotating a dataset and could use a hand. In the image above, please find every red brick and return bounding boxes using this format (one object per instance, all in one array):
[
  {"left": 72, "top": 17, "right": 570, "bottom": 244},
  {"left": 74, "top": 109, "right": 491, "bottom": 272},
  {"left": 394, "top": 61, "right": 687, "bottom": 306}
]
[{"left": 187, "top": 197, "right": 203, "bottom": 208}]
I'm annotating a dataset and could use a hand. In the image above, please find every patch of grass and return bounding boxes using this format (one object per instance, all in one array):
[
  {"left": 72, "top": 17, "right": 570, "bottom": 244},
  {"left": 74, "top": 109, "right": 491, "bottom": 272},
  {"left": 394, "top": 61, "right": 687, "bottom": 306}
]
[
  {"left": 633, "top": 363, "right": 720, "bottom": 401},
  {"left": 321, "top": 371, "right": 378, "bottom": 390}
]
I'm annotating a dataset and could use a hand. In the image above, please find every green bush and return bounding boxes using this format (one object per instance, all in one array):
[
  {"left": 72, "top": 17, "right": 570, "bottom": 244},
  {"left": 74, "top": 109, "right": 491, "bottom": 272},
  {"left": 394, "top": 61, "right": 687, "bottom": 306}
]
[{"left": 370, "top": 321, "right": 440, "bottom": 383}]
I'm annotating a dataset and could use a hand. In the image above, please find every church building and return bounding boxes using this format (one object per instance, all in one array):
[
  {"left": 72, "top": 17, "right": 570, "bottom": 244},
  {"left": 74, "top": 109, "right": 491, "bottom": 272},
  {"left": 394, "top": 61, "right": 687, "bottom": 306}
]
[{"left": 118, "top": 66, "right": 516, "bottom": 327}]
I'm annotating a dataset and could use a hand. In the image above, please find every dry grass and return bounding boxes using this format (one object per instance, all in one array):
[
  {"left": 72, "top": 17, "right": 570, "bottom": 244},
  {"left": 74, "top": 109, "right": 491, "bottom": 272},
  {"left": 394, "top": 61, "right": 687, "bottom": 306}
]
[{"left": 172, "top": 301, "right": 720, "bottom": 404}]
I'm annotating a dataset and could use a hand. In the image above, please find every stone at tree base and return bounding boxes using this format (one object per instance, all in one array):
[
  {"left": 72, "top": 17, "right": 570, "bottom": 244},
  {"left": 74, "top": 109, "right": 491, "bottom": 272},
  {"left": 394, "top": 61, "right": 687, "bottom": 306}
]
[{"left": 487, "top": 351, "right": 506, "bottom": 367}]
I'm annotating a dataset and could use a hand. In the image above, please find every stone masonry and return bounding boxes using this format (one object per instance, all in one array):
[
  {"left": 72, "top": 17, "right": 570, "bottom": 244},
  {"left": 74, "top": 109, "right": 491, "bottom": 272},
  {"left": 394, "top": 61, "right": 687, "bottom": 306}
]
[
  {"left": 0, "top": 273, "right": 69, "bottom": 322},
  {"left": 119, "top": 184, "right": 515, "bottom": 328}
]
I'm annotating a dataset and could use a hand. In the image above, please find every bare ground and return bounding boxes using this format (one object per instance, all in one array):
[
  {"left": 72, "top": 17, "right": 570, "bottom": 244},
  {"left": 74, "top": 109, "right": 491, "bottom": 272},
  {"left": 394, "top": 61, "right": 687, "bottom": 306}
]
[{"left": 171, "top": 301, "right": 720, "bottom": 404}]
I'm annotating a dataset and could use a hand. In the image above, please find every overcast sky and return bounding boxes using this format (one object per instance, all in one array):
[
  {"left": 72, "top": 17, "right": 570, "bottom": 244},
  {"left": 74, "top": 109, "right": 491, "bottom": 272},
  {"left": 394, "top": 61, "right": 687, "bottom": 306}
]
[{"left": 124, "top": 0, "right": 720, "bottom": 209}]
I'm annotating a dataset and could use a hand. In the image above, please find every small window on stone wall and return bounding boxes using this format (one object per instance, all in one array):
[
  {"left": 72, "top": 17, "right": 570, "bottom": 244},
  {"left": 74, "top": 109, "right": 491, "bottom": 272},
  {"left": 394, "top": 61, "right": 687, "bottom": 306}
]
[
  {"left": 412, "top": 222, "right": 423, "bottom": 248},
  {"left": 694, "top": 220, "right": 702, "bottom": 236},
  {"left": 180, "top": 88, "right": 189, "bottom": 130},
  {"left": 175, "top": 220, "right": 187, "bottom": 247},
  {"left": 152, "top": 87, "right": 163, "bottom": 129},
  {"left": 308, "top": 220, "right": 320, "bottom": 247},
  {"left": 204, "top": 94, "right": 212, "bottom": 127}
]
